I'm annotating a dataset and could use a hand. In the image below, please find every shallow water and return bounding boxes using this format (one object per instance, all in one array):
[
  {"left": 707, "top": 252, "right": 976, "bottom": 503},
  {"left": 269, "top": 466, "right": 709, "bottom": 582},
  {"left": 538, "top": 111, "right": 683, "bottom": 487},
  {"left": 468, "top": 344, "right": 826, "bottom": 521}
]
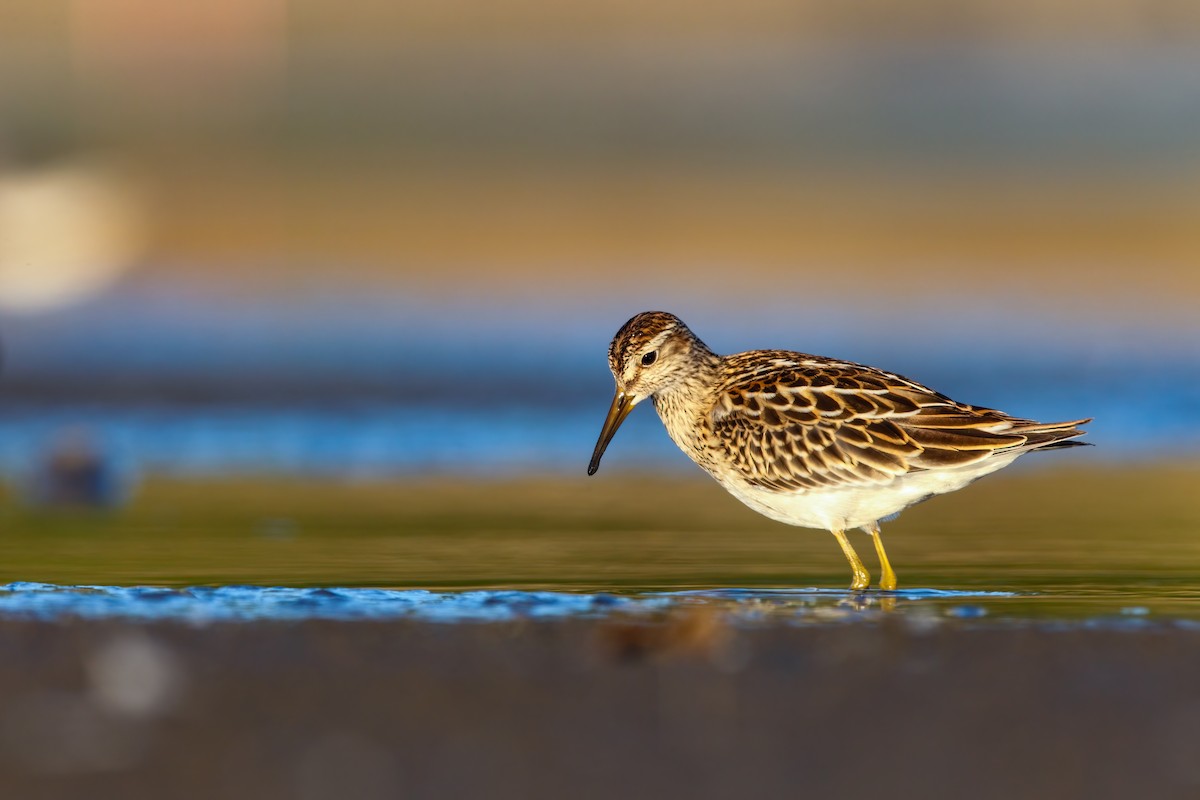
[
  {"left": 0, "top": 583, "right": 657, "bottom": 623},
  {"left": 0, "top": 468, "right": 1196, "bottom": 625},
  {"left": 1, "top": 583, "right": 1199, "bottom": 627}
]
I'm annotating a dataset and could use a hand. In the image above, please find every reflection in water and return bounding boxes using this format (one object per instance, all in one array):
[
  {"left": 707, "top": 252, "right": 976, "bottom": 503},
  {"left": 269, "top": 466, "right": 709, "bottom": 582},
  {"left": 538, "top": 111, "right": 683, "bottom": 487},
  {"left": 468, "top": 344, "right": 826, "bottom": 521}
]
[
  {"left": 0, "top": 469, "right": 1195, "bottom": 614},
  {"left": 0, "top": 583, "right": 668, "bottom": 622},
  {"left": 2, "top": 583, "right": 1199, "bottom": 626}
]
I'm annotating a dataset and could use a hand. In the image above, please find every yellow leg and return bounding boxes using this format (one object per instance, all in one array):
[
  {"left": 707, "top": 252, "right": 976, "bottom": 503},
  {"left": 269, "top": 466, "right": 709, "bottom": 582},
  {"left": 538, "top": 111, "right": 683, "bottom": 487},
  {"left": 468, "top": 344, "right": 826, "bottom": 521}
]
[
  {"left": 831, "top": 529, "right": 871, "bottom": 591},
  {"left": 867, "top": 524, "right": 898, "bottom": 591}
]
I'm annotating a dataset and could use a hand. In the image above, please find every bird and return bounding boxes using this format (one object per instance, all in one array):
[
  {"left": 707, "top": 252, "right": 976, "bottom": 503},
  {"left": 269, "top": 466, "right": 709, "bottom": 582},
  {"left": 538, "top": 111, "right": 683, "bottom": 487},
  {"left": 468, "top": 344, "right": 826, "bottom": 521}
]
[{"left": 587, "top": 311, "right": 1090, "bottom": 591}]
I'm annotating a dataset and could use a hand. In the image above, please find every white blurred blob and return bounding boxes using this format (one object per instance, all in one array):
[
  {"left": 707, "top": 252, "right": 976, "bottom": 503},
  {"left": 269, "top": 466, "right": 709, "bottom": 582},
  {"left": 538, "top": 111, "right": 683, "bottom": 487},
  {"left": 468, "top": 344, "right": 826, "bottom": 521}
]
[
  {"left": 87, "top": 632, "right": 185, "bottom": 718},
  {"left": 295, "top": 731, "right": 401, "bottom": 800},
  {"left": 0, "top": 160, "right": 147, "bottom": 313}
]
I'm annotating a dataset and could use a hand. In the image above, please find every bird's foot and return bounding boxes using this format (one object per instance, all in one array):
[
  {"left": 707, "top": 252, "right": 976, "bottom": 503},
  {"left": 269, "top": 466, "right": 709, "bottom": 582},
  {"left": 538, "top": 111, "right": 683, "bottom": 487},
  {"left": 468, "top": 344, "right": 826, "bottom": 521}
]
[{"left": 848, "top": 573, "right": 871, "bottom": 592}]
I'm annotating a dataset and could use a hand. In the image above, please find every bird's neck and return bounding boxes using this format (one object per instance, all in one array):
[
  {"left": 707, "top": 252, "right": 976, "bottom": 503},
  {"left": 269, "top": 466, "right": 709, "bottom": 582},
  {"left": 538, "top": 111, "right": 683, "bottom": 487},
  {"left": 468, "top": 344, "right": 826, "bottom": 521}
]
[{"left": 651, "top": 341, "right": 721, "bottom": 454}]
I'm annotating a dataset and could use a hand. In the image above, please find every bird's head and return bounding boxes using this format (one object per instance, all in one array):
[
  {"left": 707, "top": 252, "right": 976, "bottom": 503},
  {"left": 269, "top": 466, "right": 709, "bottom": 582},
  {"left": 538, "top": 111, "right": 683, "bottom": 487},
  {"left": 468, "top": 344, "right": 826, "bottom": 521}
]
[{"left": 587, "top": 311, "right": 707, "bottom": 475}]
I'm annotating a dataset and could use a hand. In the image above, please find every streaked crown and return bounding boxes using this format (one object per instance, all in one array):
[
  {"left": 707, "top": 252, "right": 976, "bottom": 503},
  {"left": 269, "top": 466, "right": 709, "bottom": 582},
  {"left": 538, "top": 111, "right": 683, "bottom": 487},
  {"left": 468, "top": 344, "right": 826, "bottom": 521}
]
[{"left": 606, "top": 311, "right": 714, "bottom": 401}]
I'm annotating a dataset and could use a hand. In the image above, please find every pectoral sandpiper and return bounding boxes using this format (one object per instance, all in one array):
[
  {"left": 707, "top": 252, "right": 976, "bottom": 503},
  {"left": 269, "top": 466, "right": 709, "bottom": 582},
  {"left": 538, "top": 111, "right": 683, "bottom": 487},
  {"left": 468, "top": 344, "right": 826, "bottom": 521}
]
[{"left": 587, "top": 311, "right": 1090, "bottom": 591}]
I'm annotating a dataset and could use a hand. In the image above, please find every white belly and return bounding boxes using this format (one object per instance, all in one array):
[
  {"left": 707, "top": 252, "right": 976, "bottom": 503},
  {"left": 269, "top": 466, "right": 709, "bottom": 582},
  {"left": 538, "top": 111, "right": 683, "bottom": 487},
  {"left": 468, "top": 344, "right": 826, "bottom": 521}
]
[{"left": 710, "top": 453, "right": 1022, "bottom": 532}]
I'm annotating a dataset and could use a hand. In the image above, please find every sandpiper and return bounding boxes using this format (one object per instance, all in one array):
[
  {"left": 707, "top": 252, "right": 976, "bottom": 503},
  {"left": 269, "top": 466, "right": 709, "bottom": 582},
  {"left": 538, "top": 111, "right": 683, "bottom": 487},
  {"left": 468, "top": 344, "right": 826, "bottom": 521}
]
[{"left": 587, "top": 311, "right": 1090, "bottom": 590}]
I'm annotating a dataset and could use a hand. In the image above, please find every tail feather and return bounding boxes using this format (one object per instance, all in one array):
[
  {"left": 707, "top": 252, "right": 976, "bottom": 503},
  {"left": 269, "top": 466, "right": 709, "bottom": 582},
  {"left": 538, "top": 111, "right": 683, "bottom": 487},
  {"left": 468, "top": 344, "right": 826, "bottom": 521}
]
[
  {"left": 1012, "top": 417, "right": 1091, "bottom": 452},
  {"left": 1034, "top": 439, "right": 1093, "bottom": 451}
]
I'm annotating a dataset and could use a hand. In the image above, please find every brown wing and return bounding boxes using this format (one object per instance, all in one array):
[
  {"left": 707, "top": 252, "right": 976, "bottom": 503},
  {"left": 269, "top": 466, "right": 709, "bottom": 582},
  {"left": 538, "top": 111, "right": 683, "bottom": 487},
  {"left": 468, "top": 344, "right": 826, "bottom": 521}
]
[{"left": 708, "top": 351, "right": 1088, "bottom": 491}]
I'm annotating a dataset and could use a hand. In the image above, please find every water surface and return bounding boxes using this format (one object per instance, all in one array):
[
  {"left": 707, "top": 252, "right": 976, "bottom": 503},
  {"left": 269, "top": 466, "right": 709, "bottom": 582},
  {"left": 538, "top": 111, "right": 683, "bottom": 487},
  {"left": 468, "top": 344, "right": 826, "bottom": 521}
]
[
  {"left": 0, "top": 467, "right": 1196, "bottom": 624},
  {"left": 3, "top": 582, "right": 1197, "bottom": 627}
]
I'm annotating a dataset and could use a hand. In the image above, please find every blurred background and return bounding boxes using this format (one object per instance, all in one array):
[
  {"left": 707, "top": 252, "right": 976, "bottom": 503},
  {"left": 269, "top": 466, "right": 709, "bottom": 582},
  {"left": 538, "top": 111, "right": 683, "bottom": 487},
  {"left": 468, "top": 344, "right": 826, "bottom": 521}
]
[{"left": 1, "top": 0, "right": 1198, "bottom": 497}]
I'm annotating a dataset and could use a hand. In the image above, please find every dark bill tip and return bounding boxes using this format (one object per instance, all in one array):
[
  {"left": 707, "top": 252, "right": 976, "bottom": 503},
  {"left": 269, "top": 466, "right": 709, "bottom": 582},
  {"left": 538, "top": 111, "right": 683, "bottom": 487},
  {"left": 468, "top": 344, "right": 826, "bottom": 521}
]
[{"left": 587, "top": 392, "right": 635, "bottom": 476}]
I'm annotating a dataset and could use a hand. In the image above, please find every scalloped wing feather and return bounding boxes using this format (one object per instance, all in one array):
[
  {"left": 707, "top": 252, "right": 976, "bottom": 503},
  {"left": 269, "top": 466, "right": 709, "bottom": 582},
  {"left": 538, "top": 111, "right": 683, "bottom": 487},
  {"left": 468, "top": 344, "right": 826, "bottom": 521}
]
[{"left": 708, "top": 351, "right": 1089, "bottom": 492}]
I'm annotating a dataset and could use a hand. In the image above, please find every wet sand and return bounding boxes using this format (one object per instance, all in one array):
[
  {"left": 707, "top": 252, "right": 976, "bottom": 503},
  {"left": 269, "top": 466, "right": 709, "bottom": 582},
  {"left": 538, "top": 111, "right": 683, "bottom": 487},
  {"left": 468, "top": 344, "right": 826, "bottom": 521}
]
[{"left": 1, "top": 615, "right": 1198, "bottom": 800}]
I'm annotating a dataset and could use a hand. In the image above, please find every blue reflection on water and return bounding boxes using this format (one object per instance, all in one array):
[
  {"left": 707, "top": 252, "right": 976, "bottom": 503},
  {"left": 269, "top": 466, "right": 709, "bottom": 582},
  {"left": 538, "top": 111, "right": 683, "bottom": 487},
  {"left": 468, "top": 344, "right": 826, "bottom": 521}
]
[
  {"left": 0, "top": 583, "right": 668, "bottom": 623},
  {"left": 659, "top": 587, "right": 1017, "bottom": 599},
  {"left": 1, "top": 286, "right": 1197, "bottom": 479},
  {"left": 0, "top": 583, "right": 1034, "bottom": 624},
  {"left": 6, "top": 583, "right": 1197, "bottom": 628}
]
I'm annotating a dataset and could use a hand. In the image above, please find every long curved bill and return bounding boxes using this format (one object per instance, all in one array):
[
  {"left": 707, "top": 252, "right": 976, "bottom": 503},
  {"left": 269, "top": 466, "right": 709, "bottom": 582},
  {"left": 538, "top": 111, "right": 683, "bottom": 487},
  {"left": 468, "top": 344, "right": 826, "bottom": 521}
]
[{"left": 587, "top": 391, "right": 637, "bottom": 475}]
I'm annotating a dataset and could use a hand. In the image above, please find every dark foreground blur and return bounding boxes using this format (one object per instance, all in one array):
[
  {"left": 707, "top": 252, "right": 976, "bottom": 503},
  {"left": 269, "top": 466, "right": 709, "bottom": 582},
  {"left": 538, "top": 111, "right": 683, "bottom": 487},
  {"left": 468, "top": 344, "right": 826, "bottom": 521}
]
[{"left": 0, "top": 616, "right": 1196, "bottom": 800}]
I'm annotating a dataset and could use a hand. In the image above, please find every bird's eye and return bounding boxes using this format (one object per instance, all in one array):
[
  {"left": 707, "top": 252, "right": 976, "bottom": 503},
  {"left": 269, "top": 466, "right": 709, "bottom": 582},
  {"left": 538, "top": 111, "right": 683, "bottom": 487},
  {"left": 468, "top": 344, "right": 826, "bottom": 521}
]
[{"left": 641, "top": 351, "right": 658, "bottom": 367}]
